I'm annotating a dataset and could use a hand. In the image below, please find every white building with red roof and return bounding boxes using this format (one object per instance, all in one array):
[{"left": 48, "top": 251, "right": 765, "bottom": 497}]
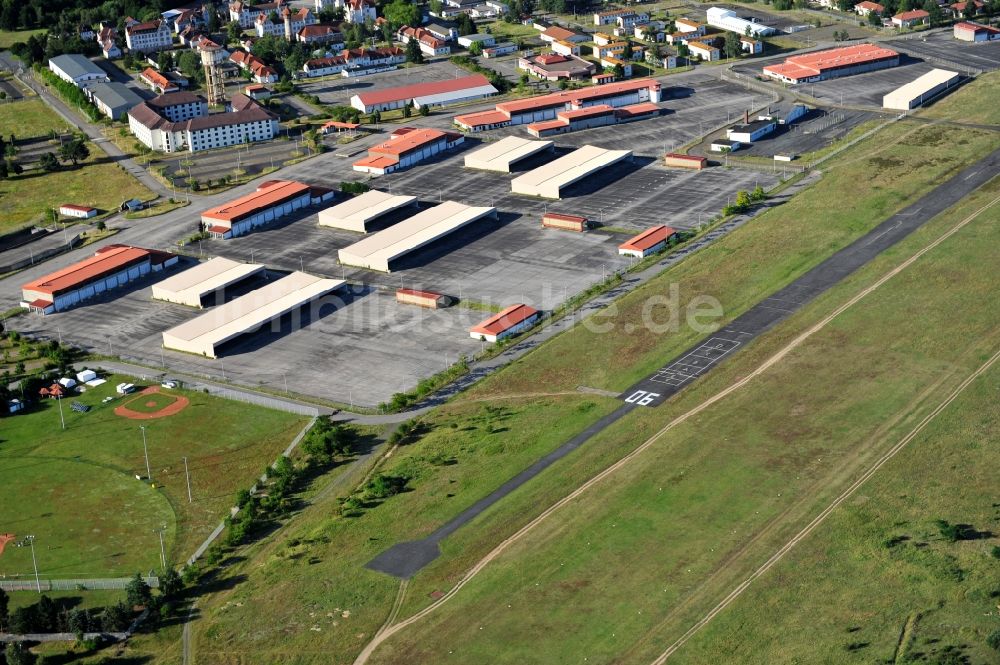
[
  {"left": 125, "top": 19, "right": 173, "bottom": 53},
  {"left": 854, "top": 1, "right": 885, "bottom": 15},
  {"left": 891, "top": 9, "right": 929, "bottom": 27},
  {"left": 469, "top": 304, "right": 540, "bottom": 342},
  {"left": 954, "top": 20, "right": 1000, "bottom": 41},
  {"left": 618, "top": 225, "right": 678, "bottom": 258},
  {"left": 58, "top": 204, "right": 98, "bottom": 219},
  {"left": 352, "top": 127, "right": 464, "bottom": 175},
  {"left": 397, "top": 25, "right": 451, "bottom": 56},
  {"left": 762, "top": 43, "right": 899, "bottom": 84},
  {"left": 350, "top": 74, "right": 498, "bottom": 113}
]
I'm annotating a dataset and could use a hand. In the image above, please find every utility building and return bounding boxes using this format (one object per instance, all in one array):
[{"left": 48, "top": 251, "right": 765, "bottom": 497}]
[
  {"left": 618, "top": 225, "right": 677, "bottom": 257},
  {"left": 883, "top": 68, "right": 960, "bottom": 110},
  {"left": 338, "top": 201, "right": 497, "bottom": 272},
  {"left": 469, "top": 304, "right": 540, "bottom": 342},
  {"left": 21, "top": 245, "right": 178, "bottom": 314},
  {"left": 151, "top": 257, "right": 266, "bottom": 308},
  {"left": 542, "top": 212, "right": 588, "bottom": 232},
  {"left": 318, "top": 190, "right": 418, "bottom": 232},
  {"left": 161, "top": 272, "right": 344, "bottom": 358}
]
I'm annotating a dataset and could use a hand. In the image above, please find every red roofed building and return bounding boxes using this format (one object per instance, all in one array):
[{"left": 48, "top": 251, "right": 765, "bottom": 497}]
[
  {"left": 125, "top": 18, "right": 172, "bottom": 52},
  {"left": 954, "top": 20, "right": 1000, "bottom": 41},
  {"left": 469, "top": 304, "right": 541, "bottom": 342},
  {"left": 396, "top": 288, "right": 450, "bottom": 308},
  {"left": 350, "top": 74, "right": 499, "bottom": 113},
  {"left": 891, "top": 9, "right": 929, "bottom": 27},
  {"left": 454, "top": 78, "right": 663, "bottom": 132},
  {"left": 396, "top": 25, "right": 451, "bottom": 57},
  {"left": 618, "top": 225, "right": 678, "bottom": 258},
  {"left": 201, "top": 180, "right": 313, "bottom": 238},
  {"left": 352, "top": 128, "right": 464, "bottom": 175},
  {"left": 854, "top": 1, "right": 885, "bottom": 15},
  {"left": 140, "top": 67, "right": 178, "bottom": 93},
  {"left": 21, "top": 245, "right": 178, "bottom": 314},
  {"left": 298, "top": 23, "right": 343, "bottom": 45},
  {"left": 58, "top": 203, "right": 98, "bottom": 219},
  {"left": 527, "top": 101, "right": 660, "bottom": 137},
  {"left": 518, "top": 53, "right": 596, "bottom": 81},
  {"left": 762, "top": 43, "right": 899, "bottom": 84}
]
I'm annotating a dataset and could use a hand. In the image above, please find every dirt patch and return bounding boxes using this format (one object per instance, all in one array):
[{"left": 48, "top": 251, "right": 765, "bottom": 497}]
[
  {"left": 0, "top": 533, "right": 14, "bottom": 558},
  {"left": 115, "top": 386, "right": 190, "bottom": 420}
]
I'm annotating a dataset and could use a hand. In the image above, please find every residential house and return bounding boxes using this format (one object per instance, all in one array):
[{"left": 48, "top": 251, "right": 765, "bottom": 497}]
[
  {"left": 397, "top": 26, "right": 451, "bottom": 56},
  {"left": 125, "top": 19, "right": 173, "bottom": 53},
  {"left": 298, "top": 23, "right": 343, "bottom": 45},
  {"left": 891, "top": 9, "right": 929, "bottom": 27},
  {"left": 854, "top": 1, "right": 885, "bottom": 16},
  {"left": 688, "top": 40, "right": 719, "bottom": 61}
]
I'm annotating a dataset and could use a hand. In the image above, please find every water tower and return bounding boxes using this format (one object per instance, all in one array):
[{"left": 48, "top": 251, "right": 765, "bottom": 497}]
[{"left": 200, "top": 40, "right": 227, "bottom": 106}]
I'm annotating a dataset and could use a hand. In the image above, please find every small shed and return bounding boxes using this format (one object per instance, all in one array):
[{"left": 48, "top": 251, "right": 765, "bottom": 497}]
[
  {"left": 542, "top": 212, "right": 589, "bottom": 232},
  {"left": 663, "top": 153, "right": 706, "bottom": 170},
  {"left": 396, "top": 288, "right": 451, "bottom": 309}
]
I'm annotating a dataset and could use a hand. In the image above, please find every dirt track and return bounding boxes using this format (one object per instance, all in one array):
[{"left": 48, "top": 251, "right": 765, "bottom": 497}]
[{"left": 114, "top": 386, "right": 190, "bottom": 420}]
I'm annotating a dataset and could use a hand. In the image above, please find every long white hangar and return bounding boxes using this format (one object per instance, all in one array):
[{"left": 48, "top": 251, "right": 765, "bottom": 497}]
[
  {"left": 151, "top": 257, "right": 265, "bottom": 308},
  {"left": 511, "top": 144, "right": 632, "bottom": 199},
  {"left": 317, "top": 190, "right": 418, "bottom": 233},
  {"left": 161, "top": 271, "right": 345, "bottom": 358},
  {"left": 338, "top": 201, "right": 497, "bottom": 272},
  {"left": 464, "top": 136, "right": 554, "bottom": 173}
]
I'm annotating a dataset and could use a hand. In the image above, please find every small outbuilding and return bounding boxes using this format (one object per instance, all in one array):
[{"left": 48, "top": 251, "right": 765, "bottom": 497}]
[
  {"left": 542, "top": 212, "right": 589, "bottom": 232},
  {"left": 618, "top": 225, "right": 677, "bottom": 258},
  {"left": 663, "top": 153, "right": 706, "bottom": 170},
  {"left": 469, "top": 304, "right": 541, "bottom": 343},
  {"left": 396, "top": 288, "right": 451, "bottom": 308},
  {"left": 59, "top": 204, "right": 98, "bottom": 219}
]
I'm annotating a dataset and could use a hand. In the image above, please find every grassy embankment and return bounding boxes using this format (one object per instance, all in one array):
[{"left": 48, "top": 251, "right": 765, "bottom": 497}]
[{"left": 183, "top": 118, "right": 1000, "bottom": 665}]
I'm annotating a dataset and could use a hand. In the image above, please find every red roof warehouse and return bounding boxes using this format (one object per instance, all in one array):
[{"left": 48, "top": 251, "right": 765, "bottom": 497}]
[
  {"left": 350, "top": 74, "right": 499, "bottom": 113},
  {"left": 469, "top": 304, "right": 541, "bottom": 342},
  {"left": 21, "top": 245, "right": 178, "bottom": 314},
  {"left": 762, "top": 43, "right": 899, "bottom": 84}
]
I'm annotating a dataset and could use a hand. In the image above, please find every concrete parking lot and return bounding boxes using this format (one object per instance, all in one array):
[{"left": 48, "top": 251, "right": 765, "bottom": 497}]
[
  {"left": 886, "top": 31, "right": 1000, "bottom": 73},
  {"left": 720, "top": 106, "right": 881, "bottom": 158}
]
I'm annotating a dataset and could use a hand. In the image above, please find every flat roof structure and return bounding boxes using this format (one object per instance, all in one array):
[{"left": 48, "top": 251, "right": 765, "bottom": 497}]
[
  {"left": 318, "top": 190, "right": 418, "bottom": 232},
  {"left": 883, "top": 68, "right": 960, "bottom": 110},
  {"left": 510, "top": 145, "right": 632, "bottom": 199},
  {"left": 151, "top": 257, "right": 266, "bottom": 308},
  {"left": 161, "top": 271, "right": 345, "bottom": 358},
  {"left": 201, "top": 181, "right": 311, "bottom": 226},
  {"left": 762, "top": 43, "right": 899, "bottom": 84},
  {"left": 338, "top": 201, "right": 497, "bottom": 272},
  {"left": 463, "top": 136, "right": 554, "bottom": 172}
]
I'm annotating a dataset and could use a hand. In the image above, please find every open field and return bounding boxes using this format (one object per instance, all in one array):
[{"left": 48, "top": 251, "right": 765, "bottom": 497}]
[
  {"left": 921, "top": 69, "right": 1000, "bottom": 125},
  {"left": 365, "top": 158, "right": 1000, "bottom": 665},
  {"left": 0, "top": 100, "right": 153, "bottom": 231},
  {"left": 184, "top": 116, "right": 1000, "bottom": 664},
  {"left": 0, "top": 29, "right": 45, "bottom": 49},
  {"left": 0, "top": 375, "right": 307, "bottom": 579}
]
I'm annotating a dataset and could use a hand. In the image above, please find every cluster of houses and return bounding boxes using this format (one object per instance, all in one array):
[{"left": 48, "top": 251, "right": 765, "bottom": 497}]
[{"left": 818, "top": 0, "right": 995, "bottom": 28}]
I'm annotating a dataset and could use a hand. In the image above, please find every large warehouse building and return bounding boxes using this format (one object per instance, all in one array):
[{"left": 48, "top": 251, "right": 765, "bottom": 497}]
[
  {"left": 526, "top": 102, "right": 660, "bottom": 138},
  {"left": 151, "top": 256, "right": 266, "bottom": 308},
  {"left": 318, "top": 190, "right": 418, "bottom": 232},
  {"left": 883, "top": 68, "right": 960, "bottom": 110},
  {"left": 350, "top": 74, "right": 499, "bottom": 113},
  {"left": 201, "top": 180, "right": 328, "bottom": 238},
  {"left": 762, "top": 43, "right": 900, "bottom": 84},
  {"left": 454, "top": 79, "right": 662, "bottom": 132},
  {"left": 463, "top": 136, "right": 554, "bottom": 172},
  {"left": 21, "top": 245, "right": 178, "bottom": 314},
  {"left": 352, "top": 127, "right": 464, "bottom": 175},
  {"left": 511, "top": 145, "right": 632, "bottom": 199},
  {"left": 469, "top": 304, "right": 540, "bottom": 343},
  {"left": 338, "top": 201, "right": 497, "bottom": 272},
  {"left": 161, "top": 271, "right": 344, "bottom": 358},
  {"left": 48, "top": 54, "right": 109, "bottom": 88}
]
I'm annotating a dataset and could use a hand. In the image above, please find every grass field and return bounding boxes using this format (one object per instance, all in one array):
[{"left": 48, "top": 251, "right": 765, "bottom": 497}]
[
  {"left": 0, "top": 98, "right": 68, "bottom": 140},
  {"left": 184, "top": 116, "right": 1000, "bottom": 664},
  {"left": 921, "top": 70, "right": 1000, "bottom": 126},
  {"left": 0, "top": 375, "right": 307, "bottom": 580},
  {"left": 0, "top": 29, "right": 45, "bottom": 49},
  {"left": 366, "top": 160, "right": 1000, "bottom": 665}
]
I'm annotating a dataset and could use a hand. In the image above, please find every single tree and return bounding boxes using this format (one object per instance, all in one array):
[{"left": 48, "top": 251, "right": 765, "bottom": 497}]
[
  {"left": 59, "top": 138, "right": 89, "bottom": 166},
  {"left": 405, "top": 38, "right": 423, "bottom": 63},
  {"left": 419, "top": 104, "right": 429, "bottom": 117},
  {"left": 723, "top": 30, "right": 741, "bottom": 59},
  {"left": 226, "top": 20, "right": 243, "bottom": 45},
  {"left": 126, "top": 573, "right": 152, "bottom": 608},
  {"left": 468, "top": 40, "right": 483, "bottom": 56},
  {"left": 39, "top": 151, "right": 60, "bottom": 171},
  {"left": 159, "top": 567, "right": 183, "bottom": 600}
]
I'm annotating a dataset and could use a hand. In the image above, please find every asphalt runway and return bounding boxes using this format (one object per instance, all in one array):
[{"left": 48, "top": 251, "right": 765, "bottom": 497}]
[{"left": 364, "top": 144, "right": 1000, "bottom": 579}]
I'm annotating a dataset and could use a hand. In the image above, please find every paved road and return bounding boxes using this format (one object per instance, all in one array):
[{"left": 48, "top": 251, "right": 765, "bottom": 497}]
[{"left": 365, "top": 146, "right": 1000, "bottom": 578}]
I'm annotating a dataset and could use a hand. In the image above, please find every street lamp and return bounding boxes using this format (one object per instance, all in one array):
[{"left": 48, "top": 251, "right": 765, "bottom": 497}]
[
  {"left": 25, "top": 535, "right": 41, "bottom": 593},
  {"left": 155, "top": 526, "right": 167, "bottom": 570},
  {"left": 140, "top": 425, "right": 151, "bottom": 481}
]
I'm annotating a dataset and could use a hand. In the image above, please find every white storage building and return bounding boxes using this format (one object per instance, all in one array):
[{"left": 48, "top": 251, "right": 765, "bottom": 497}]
[
  {"left": 318, "top": 190, "right": 418, "bottom": 232},
  {"left": 161, "top": 272, "right": 345, "bottom": 358},
  {"left": 338, "top": 201, "right": 497, "bottom": 272},
  {"left": 882, "top": 68, "right": 960, "bottom": 110},
  {"left": 463, "top": 136, "right": 555, "bottom": 172},
  {"left": 706, "top": 7, "right": 776, "bottom": 37},
  {"left": 48, "top": 54, "right": 109, "bottom": 88},
  {"left": 151, "top": 257, "right": 266, "bottom": 308},
  {"left": 510, "top": 145, "right": 632, "bottom": 199}
]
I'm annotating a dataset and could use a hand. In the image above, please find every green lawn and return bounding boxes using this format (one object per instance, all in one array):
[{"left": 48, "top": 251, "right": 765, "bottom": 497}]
[
  {"left": 185, "top": 117, "right": 1000, "bottom": 665},
  {"left": 0, "top": 28, "right": 45, "bottom": 49},
  {"left": 920, "top": 70, "right": 1000, "bottom": 126},
  {"left": 0, "top": 375, "right": 307, "bottom": 579},
  {"left": 366, "top": 159, "right": 1000, "bottom": 665}
]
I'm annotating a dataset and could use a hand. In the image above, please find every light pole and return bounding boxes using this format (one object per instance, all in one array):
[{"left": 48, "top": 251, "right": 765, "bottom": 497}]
[
  {"left": 140, "top": 425, "right": 151, "bottom": 481},
  {"left": 56, "top": 393, "right": 66, "bottom": 430},
  {"left": 155, "top": 527, "right": 167, "bottom": 570},
  {"left": 183, "top": 456, "right": 192, "bottom": 503},
  {"left": 26, "top": 535, "right": 41, "bottom": 593}
]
